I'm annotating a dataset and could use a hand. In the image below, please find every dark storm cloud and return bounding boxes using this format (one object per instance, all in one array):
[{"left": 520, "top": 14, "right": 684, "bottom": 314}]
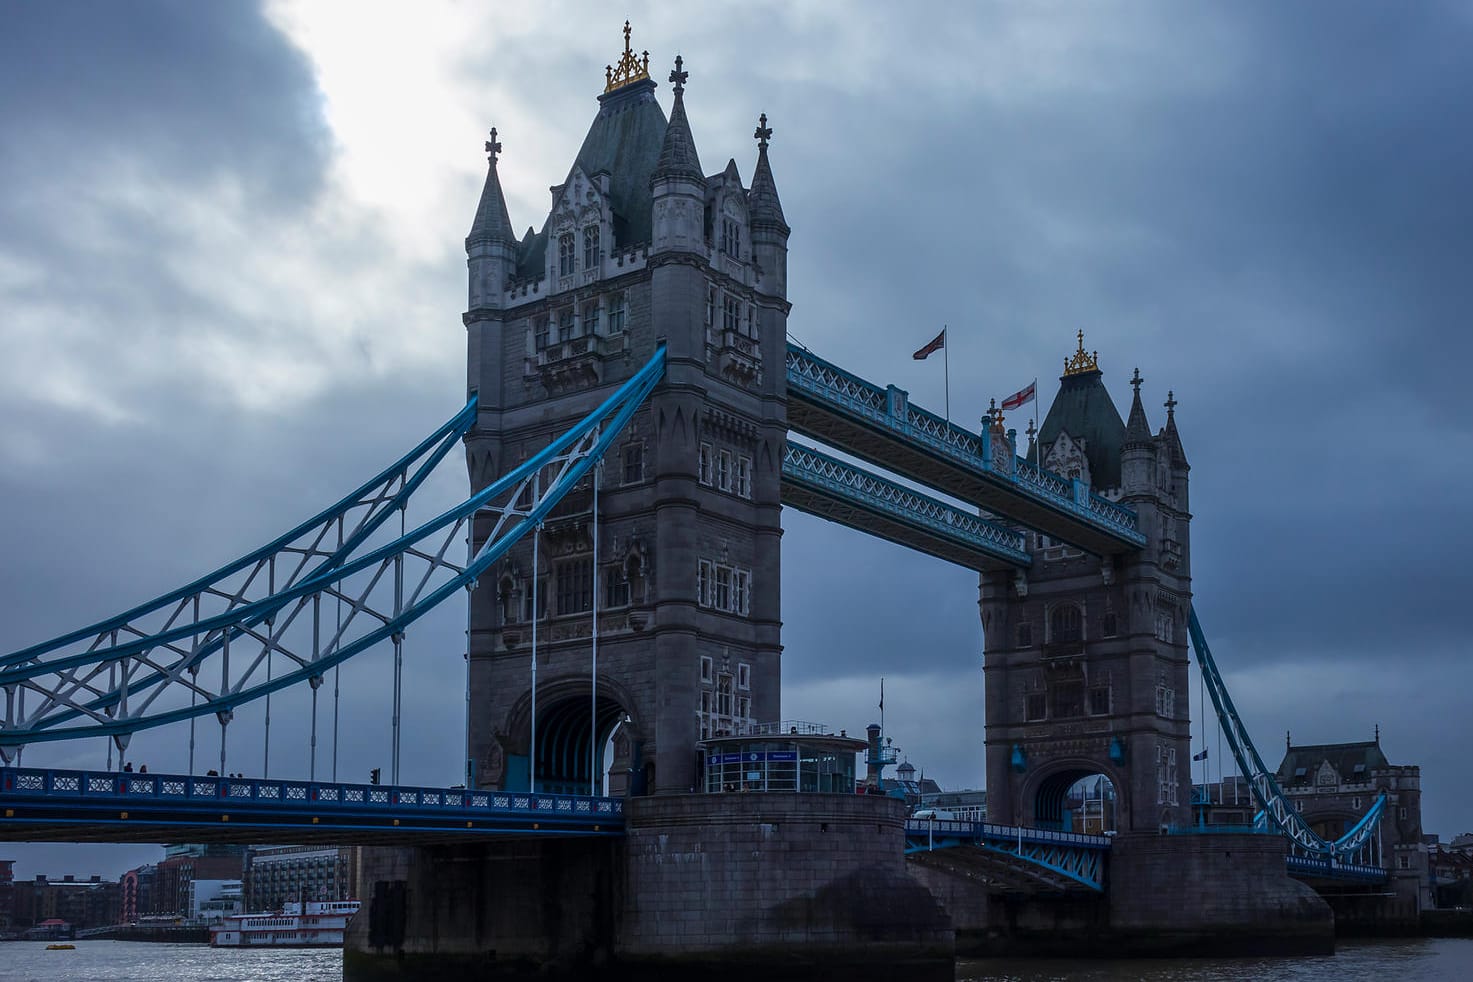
[{"left": 4, "top": 1, "right": 1472, "bottom": 880}]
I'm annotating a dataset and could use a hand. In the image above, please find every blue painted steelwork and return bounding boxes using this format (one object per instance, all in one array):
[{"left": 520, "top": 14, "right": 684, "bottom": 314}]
[
  {"left": 1188, "top": 607, "right": 1387, "bottom": 861},
  {"left": 904, "top": 818, "right": 1109, "bottom": 891},
  {"left": 0, "top": 347, "right": 666, "bottom": 749},
  {"left": 784, "top": 343, "right": 1145, "bottom": 552},
  {"left": 780, "top": 441, "right": 1032, "bottom": 570},
  {"left": 1286, "top": 855, "right": 1389, "bottom": 883},
  {"left": 0, "top": 766, "right": 621, "bottom": 841}
]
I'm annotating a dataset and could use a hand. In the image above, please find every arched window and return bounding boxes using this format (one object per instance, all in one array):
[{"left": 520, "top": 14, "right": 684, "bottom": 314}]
[
  {"left": 558, "top": 232, "right": 575, "bottom": 277},
  {"left": 1050, "top": 604, "right": 1083, "bottom": 644}
]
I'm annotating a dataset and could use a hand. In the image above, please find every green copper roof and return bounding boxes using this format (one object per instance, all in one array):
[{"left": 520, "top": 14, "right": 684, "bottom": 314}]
[
  {"left": 516, "top": 78, "right": 667, "bottom": 279},
  {"left": 1038, "top": 369, "right": 1126, "bottom": 490}
]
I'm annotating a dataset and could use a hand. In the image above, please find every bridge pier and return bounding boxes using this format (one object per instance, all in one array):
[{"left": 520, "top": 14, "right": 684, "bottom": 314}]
[
  {"left": 346, "top": 795, "right": 953, "bottom": 981},
  {"left": 907, "top": 832, "right": 1333, "bottom": 958}
]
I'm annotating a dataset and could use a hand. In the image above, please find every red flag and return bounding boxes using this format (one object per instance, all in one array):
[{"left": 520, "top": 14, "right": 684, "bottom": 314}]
[
  {"left": 1000, "top": 380, "right": 1036, "bottom": 411},
  {"left": 912, "top": 329, "right": 946, "bottom": 360}
]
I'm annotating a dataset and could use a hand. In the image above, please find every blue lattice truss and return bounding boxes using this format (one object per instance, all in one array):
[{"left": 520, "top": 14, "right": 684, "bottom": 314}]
[
  {"left": 0, "top": 766, "right": 621, "bottom": 843},
  {"left": 1189, "top": 607, "right": 1386, "bottom": 863},
  {"left": 785, "top": 343, "right": 1145, "bottom": 555},
  {"left": 906, "top": 819, "right": 1109, "bottom": 892},
  {"left": 0, "top": 346, "right": 666, "bottom": 754},
  {"left": 781, "top": 440, "right": 1032, "bottom": 570}
]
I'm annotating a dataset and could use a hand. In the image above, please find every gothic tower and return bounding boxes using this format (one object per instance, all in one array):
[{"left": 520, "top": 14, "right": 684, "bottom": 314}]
[
  {"left": 462, "top": 26, "right": 790, "bottom": 796},
  {"left": 980, "top": 333, "right": 1193, "bottom": 832}
]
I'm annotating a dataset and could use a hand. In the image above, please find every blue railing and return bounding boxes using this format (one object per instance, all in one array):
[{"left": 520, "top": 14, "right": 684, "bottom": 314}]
[
  {"left": 784, "top": 344, "right": 1144, "bottom": 546},
  {"left": 0, "top": 766, "right": 623, "bottom": 832}
]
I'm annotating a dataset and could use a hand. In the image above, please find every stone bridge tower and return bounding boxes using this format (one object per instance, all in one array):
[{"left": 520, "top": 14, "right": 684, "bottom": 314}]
[
  {"left": 461, "top": 29, "right": 790, "bottom": 796},
  {"left": 981, "top": 334, "right": 1192, "bottom": 832}
]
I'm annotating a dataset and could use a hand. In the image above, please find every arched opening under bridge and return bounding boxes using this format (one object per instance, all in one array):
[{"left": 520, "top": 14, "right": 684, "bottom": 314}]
[
  {"left": 1033, "top": 768, "right": 1119, "bottom": 834},
  {"left": 532, "top": 693, "right": 629, "bottom": 796}
]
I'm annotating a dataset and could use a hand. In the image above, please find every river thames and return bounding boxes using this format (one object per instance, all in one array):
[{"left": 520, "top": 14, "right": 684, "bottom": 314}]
[{"left": 0, "top": 938, "right": 1470, "bottom": 981}]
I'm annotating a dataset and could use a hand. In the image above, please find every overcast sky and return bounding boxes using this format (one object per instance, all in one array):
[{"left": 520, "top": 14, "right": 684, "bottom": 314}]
[{"left": 2, "top": 1, "right": 1470, "bottom": 878}]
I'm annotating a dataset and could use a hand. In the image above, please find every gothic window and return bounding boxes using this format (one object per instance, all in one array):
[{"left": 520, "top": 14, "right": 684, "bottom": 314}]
[
  {"left": 1155, "top": 685, "right": 1176, "bottom": 718},
  {"left": 582, "top": 301, "right": 600, "bottom": 336},
  {"left": 1102, "top": 612, "right": 1118, "bottom": 637},
  {"left": 700, "top": 655, "right": 713, "bottom": 683},
  {"left": 623, "top": 444, "right": 643, "bottom": 484},
  {"left": 705, "top": 283, "right": 717, "bottom": 327},
  {"left": 498, "top": 575, "right": 518, "bottom": 625},
  {"left": 1352, "top": 796, "right": 1361, "bottom": 810},
  {"left": 700, "top": 690, "right": 712, "bottom": 714},
  {"left": 1052, "top": 681, "right": 1084, "bottom": 719},
  {"left": 1050, "top": 604, "right": 1083, "bottom": 644},
  {"left": 717, "top": 674, "right": 734, "bottom": 716},
  {"left": 698, "top": 443, "right": 713, "bottom": 485},
  {"left": 733, "top": 569, "right": 750, "bottom": 615},
  {"left": 716, "top": 449, "right": 731, "bottom": 491},
  {"left": 737, "top": 663, "right": 750, "bottom": 689},
  {"left": 697, "top": 560, "right": 712, "bottom": 606},
  {"left": 714, "top": 566, "right": 731, "bottom": 611},
  {"left": 1167, "top": 748, "right": 1179, "bottom": 805},
  {"left": 735, "top": 456, "right": 752, "bottom": 498},
  {"left": 522, "top": 577, "right": 547, "bottom": 622},
  {"left": 1017, "top": 623, "right": 1032, "bottom": 648},
  {"left": 558, "top": 307, "right": 575, "bottom": 342},
  {"left": 555, "top": 558, "right": 592, "bottom": 616},
  {"left": 603, "top": 564, "right": 630, "bottom": 608},
  {"left": 1088, "top": 686, "right": 1110, "bottom": 716},
  {"left": 737, "top": 695, "right": 750, "bottom": 719},
  {"left": 558, "top": 232, "right": 575, "bottom": 277},
  {"left": 1155, "top": 609, "right": 1176, "bottom": 644},
  {"left": 582, "top": 224, "right": 600, "bottom": 270},
  {"left": 1025, "top": 693, "right": 1047, "bottom": 721},
  {"left": 745, "top": 303, "right": 756, "bottom": 338},
  {"left": 607, "top": 291, "right": 626, "bottom": 334},
  {"left": 720, "top": 217, "right": 739, "bottom": 257},
  {"left": 533, "top": 315, "right": 550, "bottom": 350},
  {"left": 723, "top": 295, "right": 740, "bottom": 333}
]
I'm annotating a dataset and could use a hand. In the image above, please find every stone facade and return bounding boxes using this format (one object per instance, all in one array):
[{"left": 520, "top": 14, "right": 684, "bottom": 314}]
[
  {"left": 462, "top": 52, "right": 789, "bottom": 796},
  {"left": 981, "top": 359, "right": 1193, "bottom": 833}
]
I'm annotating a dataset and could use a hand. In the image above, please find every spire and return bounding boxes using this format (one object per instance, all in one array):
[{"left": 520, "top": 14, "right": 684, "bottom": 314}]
[
  {"left": 467, "top": 127, "right": 514, "bottom": 246},
  {"left": 1123, "top": 367, "right": 1153, "bottom": 449},
  {"left": 654, "top": 55, "right": 703, "bottom": 182},
  {"left": 1162, "top": 389, "right": 1189, "bottom": 468},
  {"left": 748, "top": 112, "right": 788, "bottom": 233}
]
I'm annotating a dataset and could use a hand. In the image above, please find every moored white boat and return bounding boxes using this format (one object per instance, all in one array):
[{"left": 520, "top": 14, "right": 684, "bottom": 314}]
[{"left": 209, "top": 900, "right": 359, "bottom": 948}]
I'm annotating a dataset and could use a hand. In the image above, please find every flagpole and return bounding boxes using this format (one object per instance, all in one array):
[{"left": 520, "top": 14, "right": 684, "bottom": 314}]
[{"left": 943, "top": 326, "right": 950, "bottom": 430}]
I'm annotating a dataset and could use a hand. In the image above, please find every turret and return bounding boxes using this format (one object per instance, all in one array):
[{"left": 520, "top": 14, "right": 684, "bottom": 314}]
[
  {"left": 1120, "top": 367, "right": 1155, "bottom": 497},
  {"left": 747, "top": 113, "right": 790, "bottom": 300},
  {"left": 465, "top": 128, "right": 517, "bottom": 311},
  {"left": 650, "top": 55, "right": 706, "bottom": 254}
]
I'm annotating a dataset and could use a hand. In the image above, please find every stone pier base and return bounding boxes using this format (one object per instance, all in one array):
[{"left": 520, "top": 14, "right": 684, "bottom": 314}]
[{"left": 344, "top": 794, "right": 953, "bottom": 981}]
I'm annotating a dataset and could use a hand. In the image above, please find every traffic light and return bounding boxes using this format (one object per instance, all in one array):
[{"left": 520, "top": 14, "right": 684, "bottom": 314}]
[{"left": 370, "top": 768, "right": 381, "bottom": 785}]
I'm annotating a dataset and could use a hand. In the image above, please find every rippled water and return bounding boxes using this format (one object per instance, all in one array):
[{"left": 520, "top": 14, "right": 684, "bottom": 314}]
[
  {"left": 958, "top": 937, "right": 1473, "bottom": 982},
  {"left": 0, "top": 941, "right": 341, "bottom": 982},
  {"left": 1, "top": 937, "right": 1468, "bottom": 980}
]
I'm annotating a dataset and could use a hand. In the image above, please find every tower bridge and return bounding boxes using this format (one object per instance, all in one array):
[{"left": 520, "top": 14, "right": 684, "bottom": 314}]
[{"left": 0, "top": 23, "right": 1424, "bottom": 980}]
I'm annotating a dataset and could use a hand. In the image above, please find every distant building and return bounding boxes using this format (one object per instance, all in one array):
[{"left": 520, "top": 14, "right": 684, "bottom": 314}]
[
  {"left": 1430, "top": 834, "right": 1473, "bottom": 909},
  {"left": 152, "top": 849, "right": 244, "bottom": 918},
  {"left": 9, "top": 874, "right": 120, "bottom": 931},
  {"left": 245, "top": 845, "right": 358, "bottom": 913},
  {"left": 880, "top": 761, "right": 942, "bottom": 807},
  {"left": 0, "top": 859, "right": 14, "bottom": 933},
  {"left": 1276, "top": 736, "right": 1430, "bottom": 913},
  {"left": 190, "top": 878, "right": 244, "bottom": 921},
  {"left": 120, "top": 864, "right": 155, "bottom": 923}
]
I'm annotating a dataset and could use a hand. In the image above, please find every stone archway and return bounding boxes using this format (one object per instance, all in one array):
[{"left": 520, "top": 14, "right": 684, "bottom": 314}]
[
  {"left": 1026, "top": 758, "right": 1127, "bottom": 833},
  {"left": 502, "top": 677, "right": 642, "bottom": 795}
]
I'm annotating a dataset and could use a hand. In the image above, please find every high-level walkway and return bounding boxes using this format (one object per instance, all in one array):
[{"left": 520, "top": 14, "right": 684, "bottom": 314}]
[{"left": 785, "top": 343, "right": 1146, "bottom": 555}]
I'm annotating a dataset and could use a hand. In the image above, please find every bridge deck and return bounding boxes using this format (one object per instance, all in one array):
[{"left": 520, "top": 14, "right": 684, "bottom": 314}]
[
  {"left": 781, "top": 441, "right": 1031, "bottom": 570},
  {"left": 785, "top": 344, "right": 1145, "bottom": 556},
  {"left": 0, "top": 767, "right": 622, "bottom": 845}
]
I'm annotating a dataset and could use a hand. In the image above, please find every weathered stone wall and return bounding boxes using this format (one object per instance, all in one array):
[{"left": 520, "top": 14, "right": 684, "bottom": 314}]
[
  {"left": 344, "top": 838, "right": 621, "bottom": 981},
  {"left": 619, "top": 793, "right": 953, "bottom": 979},
  {"left": 1106, "top": 832, "right": 1333, "bottom": 955}
]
